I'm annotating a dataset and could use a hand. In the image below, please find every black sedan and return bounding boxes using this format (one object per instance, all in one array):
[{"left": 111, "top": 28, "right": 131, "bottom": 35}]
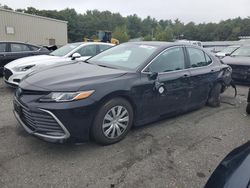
[
  {"left": 0, "top": 41, "right": 50, "bottom": 76},
  {"left": 222, "top": 45, "right": 250, "bottom": 82},
  {"left": 14, "top": 42, "right": 232, "bottom": 145}
]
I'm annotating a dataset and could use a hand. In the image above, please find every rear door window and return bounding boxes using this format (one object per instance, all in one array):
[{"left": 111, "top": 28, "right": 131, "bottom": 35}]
[
  {"left": 10, "top": 43, "right": 31, "bottom": 52},
  {"left": 29, "top": 45, "right": 39, "bottom": 51},
  {"left": 187, "top": 48, "right": 212, "bottom": 68},
  {"left": 148, "top": 47, "right": 185, "bottom": 73}
]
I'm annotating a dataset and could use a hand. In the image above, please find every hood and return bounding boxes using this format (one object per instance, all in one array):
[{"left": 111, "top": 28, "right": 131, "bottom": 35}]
[
  {"left": 20, "top": 62, "right": 128, "bottom": 91},
  {"left": 222, "top": 56, "right": 250, "bottom": 66},
  {"left": 4, "top": 55, "right": 67, "bottom": 69}
]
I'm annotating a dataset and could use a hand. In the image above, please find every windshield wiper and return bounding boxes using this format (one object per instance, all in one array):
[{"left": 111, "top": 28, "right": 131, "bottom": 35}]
[{"left": 83, "top": 60, "right": 91, "bottom": 64}]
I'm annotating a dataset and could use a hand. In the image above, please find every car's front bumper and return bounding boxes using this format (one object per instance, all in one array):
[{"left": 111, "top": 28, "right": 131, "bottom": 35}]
[
  {"left": 14, "top": 97, "right": 71, "bottom": 143},
  {"left": 3, "top": 67, "right": 31, "bottom": 86},
  {"left": 229, "top": 64, "right": 250, "bottom": 82},
  {"left": 14, "top": 95, "right": 97, "bottom": 143}
]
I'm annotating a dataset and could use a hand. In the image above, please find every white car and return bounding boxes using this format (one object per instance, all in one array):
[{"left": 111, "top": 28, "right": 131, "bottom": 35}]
[
  {"left": 3, "top": 42, "right": 114, "bottom": 86},
  {"left": 215, "top": 45, "right": 240, "bottom": 58}
]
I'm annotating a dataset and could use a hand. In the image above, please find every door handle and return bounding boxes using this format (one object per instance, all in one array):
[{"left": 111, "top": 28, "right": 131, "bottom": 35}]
[{"left": 211, "top": 69, "right": 215, "bottom": 72}]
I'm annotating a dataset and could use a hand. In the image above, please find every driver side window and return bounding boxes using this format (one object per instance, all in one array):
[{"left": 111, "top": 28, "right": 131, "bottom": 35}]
[{"left": 148, "top": 47, "right": 185, "bottom": 73}]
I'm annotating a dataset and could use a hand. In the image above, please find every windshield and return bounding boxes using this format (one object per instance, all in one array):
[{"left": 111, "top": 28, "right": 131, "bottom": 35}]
[
  {"left": 50, "top": 43, "right": 82, "bottom": 57},
  {"left": 220, "top": 46, "right": 239, "bottom": 54},
  {"left": 88, "top": 43, "right": 158, "bottom": 70},
  {"left": 231, "top": 47, "right": 250, "bottom": 57}
]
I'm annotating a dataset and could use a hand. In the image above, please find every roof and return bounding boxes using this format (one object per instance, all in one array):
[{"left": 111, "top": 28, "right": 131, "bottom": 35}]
[
  {"left": 0, "top": 40, "right": 42, "bottom": 47},
  {"left": 0, "top": 8, "right": 68, "bottom": 24},
  {"left": 128, "top": 41, "right": 201, "bottom": 48},
  {"left": 69, "top": 42, "right": 115, "bottom": 46},
  {"left": 129, "top": 41, "right": 174, "bottom": 46}
]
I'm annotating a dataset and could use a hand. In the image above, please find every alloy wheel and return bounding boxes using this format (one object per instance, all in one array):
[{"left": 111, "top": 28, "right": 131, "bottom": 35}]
[{"left": 102, "top": 105, "right": 129, "bottom": 139}]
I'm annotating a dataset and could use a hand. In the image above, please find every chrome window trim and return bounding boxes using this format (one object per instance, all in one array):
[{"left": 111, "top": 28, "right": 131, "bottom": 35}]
[
  {"left": 141, "top": 46, "right": 214, "bottom": 75},
  {"left": 141, "top": 46, "right": 187, "bottom": 75},
  {"left": 14, "top": 97, "right": 70, "bottom": 140}
]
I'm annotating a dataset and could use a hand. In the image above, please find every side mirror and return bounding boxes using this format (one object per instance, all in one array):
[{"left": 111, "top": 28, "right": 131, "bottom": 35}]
[
  {"left": 71, "top": 53, "right": 81, "bottom": 60},
  {"left": 149, "top": 72, "right": 158, "bottom": 80}
]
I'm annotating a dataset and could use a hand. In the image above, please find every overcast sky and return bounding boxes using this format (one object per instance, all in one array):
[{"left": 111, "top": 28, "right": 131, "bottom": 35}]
[{"left": 1, "top": 0, "right": 250, "bottom": 23}]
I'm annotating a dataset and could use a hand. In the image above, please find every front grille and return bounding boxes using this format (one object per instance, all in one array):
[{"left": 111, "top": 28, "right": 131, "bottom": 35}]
[
  {"left": 20, "top": 107, "right": 65, "bottom": 136},
  {"left": 3, "top": 68, "right": 13, "bottom": 80},
  {"left": 15, "top": 88, "right": 50, "bottom": 98},
  {"left": 229, "top": 64, "right": 250, "bottom": 80},
  {"left": 230, "top": 65, "right": 249, "bottom": 72}
]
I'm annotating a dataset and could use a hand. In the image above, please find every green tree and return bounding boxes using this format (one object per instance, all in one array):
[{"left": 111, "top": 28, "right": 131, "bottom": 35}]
[
  {"left": 126, "top": 14, "right": 143, "bottom": 38},
  {"left": 2, "top": 4, "right": 250, "bottom": 42},
  {"left": 143, "top": 34, "right": 153, "bottom": 41},
  {"left": 155, "top": 25, "right": 173, "bottom": 41},
  {"left": 112, "top": 25, "right": 129, "bottom": 43}
]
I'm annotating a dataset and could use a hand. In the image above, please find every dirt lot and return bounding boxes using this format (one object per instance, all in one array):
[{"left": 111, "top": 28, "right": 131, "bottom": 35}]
[{"left": 0, "top": 77, "right": 250, "bottom": 188}]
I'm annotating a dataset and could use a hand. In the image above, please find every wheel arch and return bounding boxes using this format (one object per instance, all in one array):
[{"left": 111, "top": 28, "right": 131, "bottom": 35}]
[
  {"left": 89, "top": 91, "right": 138, "bottom": 140},
  {"left": 97, "top": 91, "right": 138, "bottom": 118}
]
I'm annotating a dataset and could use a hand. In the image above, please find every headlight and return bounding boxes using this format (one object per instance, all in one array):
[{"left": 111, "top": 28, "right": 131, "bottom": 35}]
[
  {"left": 15, "top": 65, "right": 35, "bottom": 72},
  {"left": 39, "top": 90, "right": 95, "bottom": 102}
]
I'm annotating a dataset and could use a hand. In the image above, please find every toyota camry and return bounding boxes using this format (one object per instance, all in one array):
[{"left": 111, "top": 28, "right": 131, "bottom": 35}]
[{"left": 13, "top": 42, "right": 232, "bottom": 145}]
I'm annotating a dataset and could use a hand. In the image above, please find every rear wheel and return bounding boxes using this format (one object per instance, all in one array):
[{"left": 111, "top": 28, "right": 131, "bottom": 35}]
[
  {"left": 92, "top": 98, "right": 133, "bottom": 145},
  {"left": 207, "top": 83, "right": 222, "bottom": 107}
]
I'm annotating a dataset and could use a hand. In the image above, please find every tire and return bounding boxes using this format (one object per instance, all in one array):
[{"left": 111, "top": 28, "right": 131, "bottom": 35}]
[
  {"left": 207, "top": 83, "right": 222, "bottom": 107},
  {"left": 246, "top": 104, "right": 250, "bottom": 114},
  {"left": 92, "top": 97, "right": 134, "bottom": 145}
]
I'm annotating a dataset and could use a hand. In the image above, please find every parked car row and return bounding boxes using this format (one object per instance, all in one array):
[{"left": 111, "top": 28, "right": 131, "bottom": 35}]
[
  {"left": 0, "top": 41, "right": 51, "bottom": 76},
  {"left": 3, "top": 42, "right": 114, "bottom": 86}
]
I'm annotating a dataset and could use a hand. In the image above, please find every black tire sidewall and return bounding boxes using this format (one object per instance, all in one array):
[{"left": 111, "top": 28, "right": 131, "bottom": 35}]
[
  {"left": 92, "top": 97, "right": 134, "bottom": 145},
  {"left": 207, "top": 83, "right": 222, "bottom": 107}
]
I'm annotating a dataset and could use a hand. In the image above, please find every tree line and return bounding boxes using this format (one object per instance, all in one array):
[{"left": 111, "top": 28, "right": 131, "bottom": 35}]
[{"left": 1, "top": 5, "right": 250, "bottom": 43}]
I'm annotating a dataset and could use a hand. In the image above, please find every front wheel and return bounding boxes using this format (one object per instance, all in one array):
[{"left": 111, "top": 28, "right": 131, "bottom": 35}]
[
  {"left": 207, "top": 83, "right": 222, "bottom": 107},
  {"left": 92, "top": 98, "right": 134, "bottom": 145}
]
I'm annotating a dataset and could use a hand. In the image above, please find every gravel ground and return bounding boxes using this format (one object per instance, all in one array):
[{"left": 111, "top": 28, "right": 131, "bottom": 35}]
[{"left": 0, "top": 78, "right": 250, "bottom": 188}]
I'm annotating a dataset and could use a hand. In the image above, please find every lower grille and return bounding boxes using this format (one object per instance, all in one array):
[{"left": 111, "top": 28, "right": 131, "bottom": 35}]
[
  {"left": 20, "top": 107, "right": 65, "bottom": 136},
  {"left": 230, "top": 65, "right": 250, "bottom": 80},
  {"left": 3, "top": 68, "right": 13, "bottom": 80}
]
